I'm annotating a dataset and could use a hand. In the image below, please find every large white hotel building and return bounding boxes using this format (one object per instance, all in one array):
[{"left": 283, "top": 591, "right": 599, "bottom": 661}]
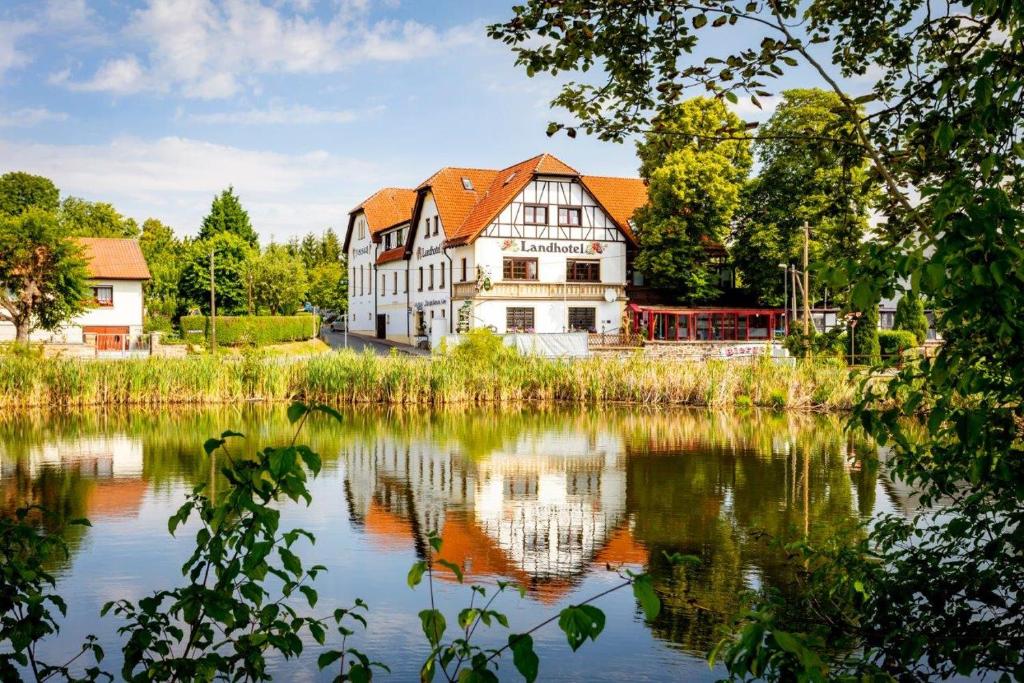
[{"left": 343, "top": 153, "right": 647, "bottom": 345}]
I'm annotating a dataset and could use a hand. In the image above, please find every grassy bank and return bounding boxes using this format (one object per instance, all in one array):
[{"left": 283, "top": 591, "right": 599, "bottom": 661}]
[{"left": 0, "top": 349, "right": 858, "bottom": 410}]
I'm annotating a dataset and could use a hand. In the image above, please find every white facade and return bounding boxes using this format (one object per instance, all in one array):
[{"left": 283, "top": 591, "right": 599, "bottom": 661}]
[
  {"left": 451, "top": 177, "right": 628, "bottom": 336},
  {"left": 346, "top": 213, "right": 377, "bottom": 336},
  {"left": 0, "top": 278, "right": 145, "bottom": 344},
  {"left": 408, "top": 193, "right": 452, "bottom": 342}
]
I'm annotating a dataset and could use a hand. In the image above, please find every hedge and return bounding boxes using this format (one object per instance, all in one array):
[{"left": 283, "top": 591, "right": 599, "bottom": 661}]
[
  {"left": 180, "top": 315, "right": 320, "bottom": 346},
  {"left": 878, "top": 329, "right": 919, "bottom": 358}
]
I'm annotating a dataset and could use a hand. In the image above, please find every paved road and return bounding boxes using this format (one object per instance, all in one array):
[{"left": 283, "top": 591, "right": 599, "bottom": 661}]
[{"left": 320, "top": 327, "right": 422, "bottom": 355}]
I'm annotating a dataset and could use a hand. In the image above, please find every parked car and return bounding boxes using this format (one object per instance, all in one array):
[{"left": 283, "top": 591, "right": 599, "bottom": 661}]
[{"left": 330, "top": 317, "right": 347, "bottom": 332}]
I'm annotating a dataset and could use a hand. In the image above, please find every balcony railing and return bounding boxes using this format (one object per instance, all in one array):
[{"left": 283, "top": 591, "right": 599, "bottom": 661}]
[{"left": 452, "top": 281, "right": 626, "bottom": 301}]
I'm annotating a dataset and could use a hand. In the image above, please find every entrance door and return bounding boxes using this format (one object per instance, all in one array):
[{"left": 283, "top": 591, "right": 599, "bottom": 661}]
[
  {"left": 84, "top": 326, "right": 129, "bottom": 351},
  {"left": 375, "top": 314, "right": 386, "bottom": 339}
]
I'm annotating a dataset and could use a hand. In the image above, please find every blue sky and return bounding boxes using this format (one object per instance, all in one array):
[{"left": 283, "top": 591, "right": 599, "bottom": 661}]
[{"left": 0, "top": 0, "right": 798, "bottom": 241}]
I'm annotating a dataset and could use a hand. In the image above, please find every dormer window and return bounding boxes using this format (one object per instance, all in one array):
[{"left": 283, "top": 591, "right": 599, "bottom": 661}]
[{"left": 461, "top": 177, "right": 473, "bottom": 190}]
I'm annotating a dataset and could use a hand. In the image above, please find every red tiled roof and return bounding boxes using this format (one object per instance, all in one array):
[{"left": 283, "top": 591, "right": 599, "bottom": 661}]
[
  {"left": 580, "top": 175, "right": 648, "bottom": 245},
  {"left": 76, "top": 238, "right": 151, "bottom": 280},
  {"left": 445, "top": 154, "right": 579, "bottom": 246},
  {"left": 417, "top": 167, "right": 499, "bottom": 239},
  {"left": 376, "top": 246, "right": 405, "bottom": 265},
  {"left": 357, "top": 188, "right": 417, "bottom": 236}
]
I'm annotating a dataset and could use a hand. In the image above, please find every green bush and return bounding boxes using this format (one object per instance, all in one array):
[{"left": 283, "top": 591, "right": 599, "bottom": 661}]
[
  {"left": 894, "top": 291, "right": 929, "bottom": 344},
  {"left": 878, "top": 329, "right": 919, "bottom": 359},
  {"left": 180, "top": 315, "right": 320, "bottom": 346},
  {"left": 784, "top": 328, "right": 847, "bottom": 359}
]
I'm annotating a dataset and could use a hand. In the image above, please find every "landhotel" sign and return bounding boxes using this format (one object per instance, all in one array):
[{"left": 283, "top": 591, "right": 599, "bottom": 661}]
[{"left": 501, "top": 239, "right": 605, "bottom": 255}]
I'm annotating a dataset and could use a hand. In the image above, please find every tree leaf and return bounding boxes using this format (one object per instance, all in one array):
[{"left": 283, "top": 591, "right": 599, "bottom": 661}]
[{"left": 509, "top": 633, "right": 539, "bottom": 683}]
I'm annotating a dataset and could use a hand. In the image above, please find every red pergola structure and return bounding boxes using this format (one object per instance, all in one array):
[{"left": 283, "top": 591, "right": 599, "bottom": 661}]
[{"left": 628, "top": 304, "right": 788, "bottom": 342}]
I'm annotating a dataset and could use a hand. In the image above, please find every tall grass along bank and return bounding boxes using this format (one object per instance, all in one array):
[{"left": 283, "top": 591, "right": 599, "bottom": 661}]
[{"left": 0, "top": 350, "right": 857, "bottom": 410}]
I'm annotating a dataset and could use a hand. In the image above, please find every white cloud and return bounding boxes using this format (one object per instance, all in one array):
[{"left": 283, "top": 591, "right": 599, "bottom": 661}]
[
  {"left": 188, "top": 104, "right": 361, "bottom": 125},
  {"left": 44, "top": 0, "right": 93, "bottom": 30},
  {"left": 0, "top": 107, "right": 69, "bottom": 126},
  {"left": 728, "top": 94, "right": 783, "bottom": 120},
  {"left": 0, "top": 135, "right": 397, "bottom": 238},
  {"left": 56, "top": 0, "right": 484, "bottom": 99},
  {"left": 60, "top": 55, "right": 148, "bottom": 94},
  {"left": 0, "top": 21, "right": 34, "bottom": 79}
]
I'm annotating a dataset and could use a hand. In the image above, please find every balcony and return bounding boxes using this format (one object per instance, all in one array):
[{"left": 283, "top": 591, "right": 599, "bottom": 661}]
[{"left": 452, "top": 281, "right": 626, "bottom": 301}]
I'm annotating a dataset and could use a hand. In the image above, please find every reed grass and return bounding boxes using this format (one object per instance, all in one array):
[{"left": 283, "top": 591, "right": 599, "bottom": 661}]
[{"left": 0, "top": 349, "right": 859, "bottom": 411}]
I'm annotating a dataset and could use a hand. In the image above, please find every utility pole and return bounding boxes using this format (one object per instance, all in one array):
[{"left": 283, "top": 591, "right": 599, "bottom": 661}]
[
  {"left": 209, "top": 250, "right": 217, "bottom": 352},
  {"left": 791, "top": 266, "right": 798, "bottom": 327},
  {"left": 803, "top": 221, "right": 811, "bottom": 337}
]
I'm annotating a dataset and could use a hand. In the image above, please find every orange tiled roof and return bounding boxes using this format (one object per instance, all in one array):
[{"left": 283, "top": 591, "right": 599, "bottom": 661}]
[
  {"left": 444, "top": 154, "right": 582, "bottom": 246},
  {"left": 376, "top": 246, "right": 405, "bottom": 265},
  {"left": 355, "top": 187, "right": 417, "bottom": 236},
  {"left": 416, "top": 167, "right": 499, "bottom": 240},
  {"left": 76, "top": 238, "right": 151, "bottom": 280},
  {"left": 580, "top": 175, "right": 648, "bottom": 244}
]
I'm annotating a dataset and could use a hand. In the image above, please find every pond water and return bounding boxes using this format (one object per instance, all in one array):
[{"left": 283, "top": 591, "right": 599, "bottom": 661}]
[{"left": 0, "top": 406, "right": 915, "bottom": 681}]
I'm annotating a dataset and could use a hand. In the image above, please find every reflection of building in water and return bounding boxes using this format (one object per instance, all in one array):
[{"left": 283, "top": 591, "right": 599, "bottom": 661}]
[
  {"left": 0, "top": 435, "right": 147, "bottom": 519},
  {"left": 344, "top": 428, "right": 635, "bottom": 598}
]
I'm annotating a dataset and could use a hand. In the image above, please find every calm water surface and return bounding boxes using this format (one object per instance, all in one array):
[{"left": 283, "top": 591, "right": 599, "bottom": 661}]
[{"left": 0, "top": 406, "right": 914, "bottom": 681}]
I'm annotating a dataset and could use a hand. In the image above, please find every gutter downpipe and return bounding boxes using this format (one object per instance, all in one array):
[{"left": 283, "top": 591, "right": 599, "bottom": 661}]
[
  {"left": 372, "top": 242, "right": 379, "bottom": 338},
  {"left": 444, "top": 243, "right": 454, "bottom": 335}
]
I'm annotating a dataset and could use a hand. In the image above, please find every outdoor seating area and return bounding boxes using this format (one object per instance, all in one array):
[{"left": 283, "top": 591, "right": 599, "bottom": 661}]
[{"left": 629, "top": 304, "right": 788, "bottom": 342}]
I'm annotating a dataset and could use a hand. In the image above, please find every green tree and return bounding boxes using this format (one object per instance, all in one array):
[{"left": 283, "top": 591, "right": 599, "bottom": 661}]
[
  {"left": 58, "top": 196, "right": 140, "bottom": 238},
  {"left": 197, "top": 187, "right": 258, "bottom": 247},
  {"left": 307, "top": 261, "right": 347, "bottom": 313},
  {"left": 178, "top": 232, "right": 253, "bottom": 316},
  {"left": 633, "top": 100, "right": 748, "bottom": 302},
  {"left": 847, "top": 303, "right": 879, "bottom": 365},
  {"left": 732, "top": 89, "right": 876, "bottom": 306},
  {"left": 637, "top": 96, "right": 752, "bottom": 181},
  {"left": 139, "top": 218, "right": 183, "bottom": 318},
  {"left": 252, "top": 244, "right": 308, "bottom": 315},
  {"left": 0, "top": 209, "right": 90, "bottom": 342},
  {"left": 0, "top": 172, "right": 59, "bottom": 216},
  {"left": 491, "top": 1, "right": 1024, "bottom": 679},
  {"left": 893, "top": 291, "right": 928, "bottom": 345},
  {"left": 321, "top": 228, "right": 341, "bottom": 264}
]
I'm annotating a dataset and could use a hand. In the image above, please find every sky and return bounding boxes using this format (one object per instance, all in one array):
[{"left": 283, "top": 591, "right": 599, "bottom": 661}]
[{"left": 0, "top": 0, "right": 803, "bottom": 242}]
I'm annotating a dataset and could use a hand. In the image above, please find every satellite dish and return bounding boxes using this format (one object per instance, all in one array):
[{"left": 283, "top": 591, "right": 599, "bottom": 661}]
[{"left": 604, "top": 288, "right": 617, "bottom": 303}]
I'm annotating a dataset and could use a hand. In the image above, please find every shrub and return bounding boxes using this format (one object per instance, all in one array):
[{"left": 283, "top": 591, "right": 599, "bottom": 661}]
[
  {"left": 893, "top": 291, "right": 929, "bottom": 344},
  {"left": 767, "top": 390, "right": 787, "bottom": 410},
  {"left": 878, "top": 329, "right": 919, "bottom": 359},
  {"left": 785, "top": 328, "right": 846, "bottom": 359},
  {"left": 847, "top": 306, "right": 880, "bottom": 365},
  {"left": 735, "top": 394, "right": 753, "bottom": 409},
  {"left": 180, "top": 315, "right": 320, "bottom": 346}
]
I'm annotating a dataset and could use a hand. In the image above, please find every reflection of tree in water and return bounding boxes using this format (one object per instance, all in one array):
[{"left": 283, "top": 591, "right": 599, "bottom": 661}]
[{"left": 624, "top": 416, "right": 876, "bottom": 655}]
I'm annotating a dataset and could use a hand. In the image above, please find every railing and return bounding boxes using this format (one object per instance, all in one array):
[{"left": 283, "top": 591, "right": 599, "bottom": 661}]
[
  {"left": 453, "top": 281, "right": 626, "bottom": 300},
  {"left": 588, "top": 332, "right": 644, "bottom": 348}
]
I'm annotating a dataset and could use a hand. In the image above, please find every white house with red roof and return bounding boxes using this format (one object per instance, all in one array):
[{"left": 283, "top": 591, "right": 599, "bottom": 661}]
[
  {"left": 0, "top": 237, "right": 151, "bottom": 350},
  {"left": 344, "top": 153, "right": 647, "bottom": 345}
]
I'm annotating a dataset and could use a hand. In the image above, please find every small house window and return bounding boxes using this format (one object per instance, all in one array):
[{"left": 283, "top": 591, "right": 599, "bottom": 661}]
[
  {"left": 440, "top": 261, "right": 446, "bottom": 288},
  {"left": 506, "top": 307, "right": 535, "bottom": 332},
  {"left": 425, "top": 217, "right": 431, "bottom": 235},
  {"left": 92, "top": 286, "right": 113, "bottom": 306},
  {"left": 524, "top": 205, "right": 547, "bottom": 225},
  {"left": 461, "top": 177, "right": 474, "bottom": 190},
  {"left": 429, "top": 264, "right": 435, "bottom": 290},
  {"left": 503, "top": 257, "right": 538, "bottom": 281},
  {"left": 461, "top": 258, "right": 467, "bottom": 282},
  {"left": 434, "top": 215, "right": 440, "bottom": 236},
  {"left": 418, "top": 266, "right": 423, "bottom": 291},
  {"left": 568, "top": 307, "right": 597, "bottom": 332},
  {"left": 384, "top": 233, "right": 392, "bottom": 249},
  {"left": 558, "top": 207, "right": 582, "bottom": 226},
  {"left": 393, "top": 272, "right": 398, "bottom": 295},
  {"left": 566, "top": 260, "right": 600, "bottom": 282}
]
